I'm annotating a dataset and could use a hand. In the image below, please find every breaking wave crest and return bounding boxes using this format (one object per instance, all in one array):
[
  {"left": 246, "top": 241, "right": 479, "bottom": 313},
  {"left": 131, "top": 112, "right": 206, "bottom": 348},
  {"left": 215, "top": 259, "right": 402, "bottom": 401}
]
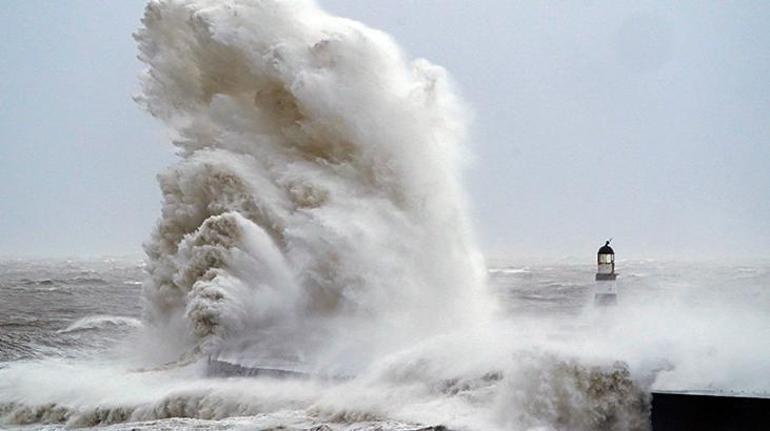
[
  {"left": 496, "top": 353, "right": 650, "bottom": 430},
  {"left": 57, "top": 315, "right": 143, "bottom": 334}
]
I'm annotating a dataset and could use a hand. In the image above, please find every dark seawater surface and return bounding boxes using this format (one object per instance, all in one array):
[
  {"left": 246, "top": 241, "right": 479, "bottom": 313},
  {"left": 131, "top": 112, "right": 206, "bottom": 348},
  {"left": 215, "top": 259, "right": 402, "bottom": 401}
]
[{"left": 0, "top": 259, "right": 144, "bottom": 364}]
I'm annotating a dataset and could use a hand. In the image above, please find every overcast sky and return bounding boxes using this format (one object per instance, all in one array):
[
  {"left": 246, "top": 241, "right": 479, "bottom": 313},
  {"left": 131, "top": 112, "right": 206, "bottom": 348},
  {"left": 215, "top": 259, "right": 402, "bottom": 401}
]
[{"left": 1, "top": 1, "right": 768, "bottom": 260}]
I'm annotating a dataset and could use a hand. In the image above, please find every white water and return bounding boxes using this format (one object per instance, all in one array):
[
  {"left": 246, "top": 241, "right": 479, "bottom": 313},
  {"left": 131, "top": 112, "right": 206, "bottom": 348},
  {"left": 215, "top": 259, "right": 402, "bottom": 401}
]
[{"left": 1, "top": 1, "right": 768, "bottom": 430}]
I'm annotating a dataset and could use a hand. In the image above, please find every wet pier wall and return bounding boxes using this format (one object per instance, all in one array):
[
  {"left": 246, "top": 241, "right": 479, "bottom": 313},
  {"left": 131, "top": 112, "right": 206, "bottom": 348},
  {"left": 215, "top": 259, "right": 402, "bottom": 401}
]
[{"left": 651, "top": 391, "right": 770, "bottom": 431}]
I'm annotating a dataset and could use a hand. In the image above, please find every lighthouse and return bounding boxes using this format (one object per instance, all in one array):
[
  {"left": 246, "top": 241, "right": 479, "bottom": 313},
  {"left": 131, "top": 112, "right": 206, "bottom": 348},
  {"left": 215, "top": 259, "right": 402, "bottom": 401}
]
[{"left": 594, "top": 240, "right": 617, "bottom": 304}]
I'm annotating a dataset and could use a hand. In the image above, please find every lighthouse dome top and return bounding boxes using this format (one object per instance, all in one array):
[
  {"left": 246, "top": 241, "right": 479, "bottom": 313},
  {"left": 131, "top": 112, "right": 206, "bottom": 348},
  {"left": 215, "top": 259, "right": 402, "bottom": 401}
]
[{"left": 598, "top": 240, "right": 614, "bottom": 255}]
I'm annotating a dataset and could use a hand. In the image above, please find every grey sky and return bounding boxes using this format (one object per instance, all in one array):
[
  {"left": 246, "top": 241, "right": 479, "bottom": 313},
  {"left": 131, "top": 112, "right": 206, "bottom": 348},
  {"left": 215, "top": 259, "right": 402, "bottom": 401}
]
[{"left": 1, "top": 1, "right": 769, "bottom": 259}]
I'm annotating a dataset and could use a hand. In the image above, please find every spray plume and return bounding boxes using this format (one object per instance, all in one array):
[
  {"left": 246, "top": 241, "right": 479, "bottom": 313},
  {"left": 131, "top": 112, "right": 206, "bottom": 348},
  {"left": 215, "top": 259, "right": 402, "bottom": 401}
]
[{"left": 135, "top": 0, "right": 488, "bottom": 367}]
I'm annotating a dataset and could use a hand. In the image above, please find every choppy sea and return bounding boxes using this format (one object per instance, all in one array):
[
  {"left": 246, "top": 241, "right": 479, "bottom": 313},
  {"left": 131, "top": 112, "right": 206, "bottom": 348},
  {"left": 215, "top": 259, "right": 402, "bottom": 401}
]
[{"left": 1, "top": 258, "right": 768, "bottom": 430}]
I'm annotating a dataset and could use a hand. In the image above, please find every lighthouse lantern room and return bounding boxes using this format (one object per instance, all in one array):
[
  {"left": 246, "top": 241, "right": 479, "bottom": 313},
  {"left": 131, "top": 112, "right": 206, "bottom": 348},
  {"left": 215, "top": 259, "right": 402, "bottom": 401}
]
[{"left": 596, "top": 240, "right": 616, "bottom": 281}]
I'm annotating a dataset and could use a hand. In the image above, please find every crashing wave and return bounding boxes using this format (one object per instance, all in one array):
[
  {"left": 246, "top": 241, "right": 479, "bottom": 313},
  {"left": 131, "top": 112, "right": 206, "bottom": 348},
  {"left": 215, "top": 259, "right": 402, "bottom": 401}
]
[
  {"left": 0, "top": 350, "right": 649, "bottom": 430},
  {"left": 0, "top": 1, "right": 660, "bottom": 430},
  {"left": 135, "top": 0, "right": 488, "bottom": 363}
]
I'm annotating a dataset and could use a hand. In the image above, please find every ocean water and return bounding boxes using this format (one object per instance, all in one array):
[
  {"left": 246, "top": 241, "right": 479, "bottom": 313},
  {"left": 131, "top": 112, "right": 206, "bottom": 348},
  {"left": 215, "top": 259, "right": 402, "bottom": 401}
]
[
  {"left": 1, "top": 258, "right": 768, "bottom": 430},
  {"left": 2, "top": 1, "right": 769, "bottom": 429}
]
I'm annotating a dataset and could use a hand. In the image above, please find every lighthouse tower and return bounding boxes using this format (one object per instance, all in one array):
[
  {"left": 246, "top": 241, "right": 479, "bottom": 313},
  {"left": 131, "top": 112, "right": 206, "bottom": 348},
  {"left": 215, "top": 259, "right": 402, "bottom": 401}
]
[{"left": 594, "top": 240, "right": 617, "bottom": 304}]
